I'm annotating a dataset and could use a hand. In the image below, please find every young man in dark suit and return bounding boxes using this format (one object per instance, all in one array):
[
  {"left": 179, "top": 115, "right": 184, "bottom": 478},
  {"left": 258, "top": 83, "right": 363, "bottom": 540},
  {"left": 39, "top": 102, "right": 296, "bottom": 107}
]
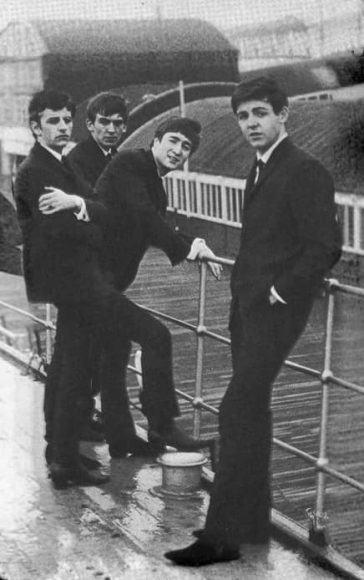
[
  {"left": 67, "top": 92, "right": 128, "bottom": 442},
  {"left": 14, "top": 89, "right": 111, "bottom": 488},
  {"left": 68, "top": 91, "right": 127, "bottom": 187},
  {"left": 34, "top": 101, "right": 217, "bottom": 466},
  {"left": 165, "top": 77, "right": 342, "bottom": 566},
  {"left": 92, "top": 117, "right": 222, "bottom": 452}
]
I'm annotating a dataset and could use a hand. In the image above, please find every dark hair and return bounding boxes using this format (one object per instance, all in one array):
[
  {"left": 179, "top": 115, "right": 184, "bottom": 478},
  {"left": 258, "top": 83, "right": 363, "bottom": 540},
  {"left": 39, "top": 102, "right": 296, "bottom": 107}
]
[
  {"left": 231, "top": 76, "right": 288, "bottom": 115},
  {"left": 154, "top": 116, "right": 201, "bottom": 153},
  {"left": 86, "top": 92, "right": 128, "bottom": 122},
  {"left": 28, "top": 89, "right": 75, "bottom": 126}
]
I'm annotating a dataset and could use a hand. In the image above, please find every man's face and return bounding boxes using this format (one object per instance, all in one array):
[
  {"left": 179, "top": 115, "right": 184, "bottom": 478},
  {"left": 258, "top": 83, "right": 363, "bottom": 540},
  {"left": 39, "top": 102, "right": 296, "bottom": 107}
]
[
  {"left": 236, "top": 99, "right": 288, "bottom": 154},
  {"left": 152, "top": 132, "right": 192, "bottom": 175},
  {"left": 32, "top": 107, "right": 73, "bottom": 152},
  {"left": 86, "top": 113, "right": 126, "bottom": 150}
]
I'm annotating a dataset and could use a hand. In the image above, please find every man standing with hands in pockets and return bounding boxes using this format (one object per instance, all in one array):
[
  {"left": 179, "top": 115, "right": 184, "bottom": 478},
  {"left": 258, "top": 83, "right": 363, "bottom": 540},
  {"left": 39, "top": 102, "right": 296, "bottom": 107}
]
[{"left": 165, "top": 76, "right": 341, "bottom": 566}]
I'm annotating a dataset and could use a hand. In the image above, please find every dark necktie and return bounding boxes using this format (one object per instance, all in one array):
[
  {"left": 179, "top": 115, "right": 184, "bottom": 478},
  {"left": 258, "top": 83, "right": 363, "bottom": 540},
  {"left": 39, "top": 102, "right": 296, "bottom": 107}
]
[
  {"left": 61, "top": 154, "right": 73, "bottom": 172},
  {"left": 105, "top": 148, "right": 117, "bottom": 163},
  {"left": 254, "top": 159, "right": 265, "bottom": 184}
]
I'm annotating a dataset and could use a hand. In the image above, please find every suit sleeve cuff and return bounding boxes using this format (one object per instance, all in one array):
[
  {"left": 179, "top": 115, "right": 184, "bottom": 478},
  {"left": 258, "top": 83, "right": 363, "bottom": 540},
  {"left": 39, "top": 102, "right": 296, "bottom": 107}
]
[
  {"left": 271, "top": 285, "right": 287, "bottom": 304},
  {"left": 74, "top": 197, "right": 90, "bottom": 222},
  {"left": 187, "top": 238, "right": 206, "bottom": 260}
]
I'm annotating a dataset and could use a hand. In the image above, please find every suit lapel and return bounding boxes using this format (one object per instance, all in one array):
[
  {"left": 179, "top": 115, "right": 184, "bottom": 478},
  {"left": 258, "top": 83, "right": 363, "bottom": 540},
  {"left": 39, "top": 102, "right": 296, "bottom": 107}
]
[{"left": 243, "top": 138, "right": 292, "bottom": 210}]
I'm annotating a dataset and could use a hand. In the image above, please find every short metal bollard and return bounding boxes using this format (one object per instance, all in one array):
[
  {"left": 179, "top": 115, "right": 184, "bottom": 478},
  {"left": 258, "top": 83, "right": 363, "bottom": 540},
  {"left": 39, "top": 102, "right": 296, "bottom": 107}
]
[{"left": 151, "top": 451, "right": 207, "bottom": 499}]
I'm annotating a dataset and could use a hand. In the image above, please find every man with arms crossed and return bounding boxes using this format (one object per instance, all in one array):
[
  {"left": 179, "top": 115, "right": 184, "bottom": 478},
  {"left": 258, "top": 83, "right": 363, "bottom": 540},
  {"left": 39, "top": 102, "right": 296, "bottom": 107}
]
[
  {"left": 165, "top": 77, "right": 341, "bottom": 566},
  {"left": 14, "top": 89, "right": 110, "bottom": 487}
]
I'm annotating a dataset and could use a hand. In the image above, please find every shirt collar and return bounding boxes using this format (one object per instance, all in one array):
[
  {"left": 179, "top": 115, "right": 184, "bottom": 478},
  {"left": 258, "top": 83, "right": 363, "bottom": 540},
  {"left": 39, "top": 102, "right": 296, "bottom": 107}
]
[
  {"left": 38, "top": 142, "right": 63, "bottom": 162},
  {"left": 98, "top": 144, "right": 113, "bottom": 157},
  {"left": 256, "top": 132, "right": 288, "bottom": 164},
  {"left": 91, "top": 136, "right": 115, "bottom": 157}
]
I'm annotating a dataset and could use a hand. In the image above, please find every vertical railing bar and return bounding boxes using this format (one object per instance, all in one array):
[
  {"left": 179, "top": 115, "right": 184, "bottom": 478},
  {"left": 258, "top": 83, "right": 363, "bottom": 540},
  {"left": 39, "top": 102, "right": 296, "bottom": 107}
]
[
  {"left": 312, "top": 287, "right": 336, "bottom": 543},
  {"left": 45, "top": 303, "right": 52, "bottom": 365},
  {"left": 193, "top": 261, "right": 208, "bottom": 438},
  {"left": 353, "top": 204, "right": 361, "bottom": 253},
  {"left": 185, "top": 173, "right": 191, "bottom": 217},
  {"left": 195, "top": 174, "right": 202, "bottom": 217}
]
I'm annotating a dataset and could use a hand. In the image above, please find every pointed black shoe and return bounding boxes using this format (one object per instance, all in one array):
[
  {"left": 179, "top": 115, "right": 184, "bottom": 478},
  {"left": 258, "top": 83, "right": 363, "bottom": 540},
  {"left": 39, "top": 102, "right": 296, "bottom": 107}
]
[
  {"left": 164, "top": 540, "right": 240, "bottom": 567},
  {"left": 193, "top": 528, "right": 270, "bottom": 544},
  {"left": 49, "top": 461, "right": 109, "bottom": 489},
  {"left": 148, "top": 424, "right": 210, "bottom": 452},
  {"left": 45, "top": 445, "right": 101, "bottom": 469},
  {"left": 109, "top": 435, "right": 154, "bottom": 458}
]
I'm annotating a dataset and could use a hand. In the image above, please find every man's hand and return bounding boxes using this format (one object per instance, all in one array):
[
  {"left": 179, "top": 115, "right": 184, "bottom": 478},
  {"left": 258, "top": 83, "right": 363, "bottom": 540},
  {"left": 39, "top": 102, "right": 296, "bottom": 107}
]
[
  {"left": 39, "top": 187, "right": 82, "bottom": 214},
  {"left": 197, "top": 245, "right": 223, "bottom": 280}
]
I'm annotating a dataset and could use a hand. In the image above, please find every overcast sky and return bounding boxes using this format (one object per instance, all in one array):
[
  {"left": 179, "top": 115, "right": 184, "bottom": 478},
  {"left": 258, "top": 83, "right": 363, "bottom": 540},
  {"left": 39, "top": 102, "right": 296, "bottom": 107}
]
[{"left": 0, "top": 0, "right": 360, "bottom": 31}]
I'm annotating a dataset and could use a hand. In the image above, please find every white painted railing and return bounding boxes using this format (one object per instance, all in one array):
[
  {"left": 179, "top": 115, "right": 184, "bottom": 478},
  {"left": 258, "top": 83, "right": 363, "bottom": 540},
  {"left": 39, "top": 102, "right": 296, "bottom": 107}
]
[{"left": 165, "top": 170, "right": 364, "bottom": 255}]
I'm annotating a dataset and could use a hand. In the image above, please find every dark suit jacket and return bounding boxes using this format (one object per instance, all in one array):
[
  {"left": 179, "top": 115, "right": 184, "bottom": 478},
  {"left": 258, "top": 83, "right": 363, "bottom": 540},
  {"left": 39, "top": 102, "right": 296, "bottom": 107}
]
[
  {"left": 95, "top": 149, "right": 192, "bottom": 291},
  {"left": 14, "top": 142, "right": 105, "bottom": 304},
  {"left": 68, "top": 136, "right": 114, "bottom": 188},
  {"left": 231, "top": 138, "right": 342, "bottom": 308}
]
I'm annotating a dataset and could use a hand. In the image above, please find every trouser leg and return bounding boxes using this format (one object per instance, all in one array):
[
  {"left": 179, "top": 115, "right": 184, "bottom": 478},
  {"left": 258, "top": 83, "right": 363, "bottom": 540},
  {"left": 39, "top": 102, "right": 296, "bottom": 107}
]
[
  {"left": 43, "top": 312, "right": 62, "bottom": 446},
  {"left": 99, "top": 292, "right": 179, "bottom": 435},
  {"left": 126, "top": 302, "right": 179, "bottom": 431},
  {"left": 204, "top": 297, "right": 313, "bottom": 548},
  {"left": 51, "top": 305, "right": 90, "bottom": 466},
  {"left": 100, "top": 336, "right": 136, "bottom": 446}
]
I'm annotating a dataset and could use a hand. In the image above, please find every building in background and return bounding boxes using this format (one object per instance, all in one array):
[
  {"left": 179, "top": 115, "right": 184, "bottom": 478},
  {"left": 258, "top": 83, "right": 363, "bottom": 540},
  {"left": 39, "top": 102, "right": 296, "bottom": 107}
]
[
  {"left": 228, "top": 16, "right": 311, "bottom": 72},
  {"left": 0, "top": 18, "right": 238, "bottom": 194}
]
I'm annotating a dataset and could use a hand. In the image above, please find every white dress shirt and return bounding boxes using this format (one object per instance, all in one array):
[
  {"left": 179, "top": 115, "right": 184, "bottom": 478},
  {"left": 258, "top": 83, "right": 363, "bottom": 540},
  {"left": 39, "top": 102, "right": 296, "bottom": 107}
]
[{"left": 254, "top": 133, "right": 288, "bottom": 305}]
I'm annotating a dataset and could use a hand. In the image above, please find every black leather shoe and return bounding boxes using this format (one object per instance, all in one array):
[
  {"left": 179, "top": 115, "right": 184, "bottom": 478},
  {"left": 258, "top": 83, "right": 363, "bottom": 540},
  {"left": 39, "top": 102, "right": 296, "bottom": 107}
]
[
  {"left": 148, "top": 424, "right": 208, "bottom": 452},
  {"left": 79, "top": 422, "right": 105, "bottom": 442},
  {"left": 192, "top": 528, "right": 270, "bottom": 545},
  {"left": 109, "top": 435, "right": 154, "bottom": 458},
  {"left": 45, "top": 445, "right": 101, "bottom": 470},
  {"left": 79, "top": 454, "right": 102, "bottom": 470},
  {"left": 90, "top": 410, "right": 104, "bottom": 433},
  {"left": 164, "top": 540, "right": 240, "bottom": 567},
  {"left": 49, "top": 462, "right": 109, "bottom": 489}
]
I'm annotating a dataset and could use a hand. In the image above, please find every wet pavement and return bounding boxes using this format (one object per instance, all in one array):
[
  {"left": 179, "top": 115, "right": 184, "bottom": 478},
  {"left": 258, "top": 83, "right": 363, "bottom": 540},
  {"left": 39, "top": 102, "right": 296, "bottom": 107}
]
[{"left": 0, "top": 356, "right": 341, "bottom": 580}]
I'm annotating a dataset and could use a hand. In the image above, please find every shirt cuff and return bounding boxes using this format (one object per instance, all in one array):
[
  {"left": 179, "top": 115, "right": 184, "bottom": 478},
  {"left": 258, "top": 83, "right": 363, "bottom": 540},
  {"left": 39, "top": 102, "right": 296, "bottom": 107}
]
[
  {"left": 187, "top": 238, "right": 206, "bottom": 260},
  {"left": 270, "top": 285, "right": 287, "bottom": 304},
  {"left": 74, "top": 197, "right": 90, "bottom": 222}
]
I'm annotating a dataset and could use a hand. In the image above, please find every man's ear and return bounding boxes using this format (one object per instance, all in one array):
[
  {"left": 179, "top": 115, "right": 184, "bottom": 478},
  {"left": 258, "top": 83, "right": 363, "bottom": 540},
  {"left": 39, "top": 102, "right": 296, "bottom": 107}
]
[
  {"left": 30, "top": 120, "right": 42, "bottom": 138},
  {"left": 86, "top": 119, "right": 95, "bottom": 133},
  {"left": 278, "top": 106, "right": 289, "bottom": 124}
]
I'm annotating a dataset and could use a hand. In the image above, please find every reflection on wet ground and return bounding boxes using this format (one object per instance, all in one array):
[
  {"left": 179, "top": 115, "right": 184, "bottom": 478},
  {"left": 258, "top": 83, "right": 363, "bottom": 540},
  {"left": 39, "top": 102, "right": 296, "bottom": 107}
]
[{"left": 0, "top": 357, "right": 339, "bottom": 579}]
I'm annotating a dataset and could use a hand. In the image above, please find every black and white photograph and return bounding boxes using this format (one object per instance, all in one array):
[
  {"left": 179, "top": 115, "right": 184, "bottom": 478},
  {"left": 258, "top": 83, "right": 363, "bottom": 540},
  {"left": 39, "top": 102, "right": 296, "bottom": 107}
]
[{"left": 0, "top": 1, "right": 363, "bottom": 578}]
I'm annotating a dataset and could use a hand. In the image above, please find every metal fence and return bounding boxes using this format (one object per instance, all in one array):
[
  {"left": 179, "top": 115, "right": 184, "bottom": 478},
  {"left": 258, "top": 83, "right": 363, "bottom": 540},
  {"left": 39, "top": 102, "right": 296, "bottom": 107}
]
[
  {"left": 165, "top": 170, "right": 364, "bottom": 255},
  {"left": 1, "top": 257, "right": 364, "bottom": 545}
]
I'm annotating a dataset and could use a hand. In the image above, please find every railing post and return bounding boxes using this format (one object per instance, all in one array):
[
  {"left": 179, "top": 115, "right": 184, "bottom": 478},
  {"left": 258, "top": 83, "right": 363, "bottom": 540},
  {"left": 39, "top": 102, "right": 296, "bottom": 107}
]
[
  {"left": 45, "top": 303, "right": 52, "bottom": 365},
  {"left": 193, "top": 261, "right": 208, "bottom": 438},
  {"left": 310, "top": 285, "right": 335, "bottom": 545},
  {"left": 219, "top": 176, "right": 227, "bottom": 222}
]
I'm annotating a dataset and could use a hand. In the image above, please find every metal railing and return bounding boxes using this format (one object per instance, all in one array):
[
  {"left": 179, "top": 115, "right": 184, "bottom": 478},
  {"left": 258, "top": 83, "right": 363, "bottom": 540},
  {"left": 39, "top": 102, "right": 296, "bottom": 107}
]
[
  {"left": 0, "top": 257, "right": 364, "bottom": 553},
  {"left": 165, "top": 170, "right": 364, "bottom": 255}
]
